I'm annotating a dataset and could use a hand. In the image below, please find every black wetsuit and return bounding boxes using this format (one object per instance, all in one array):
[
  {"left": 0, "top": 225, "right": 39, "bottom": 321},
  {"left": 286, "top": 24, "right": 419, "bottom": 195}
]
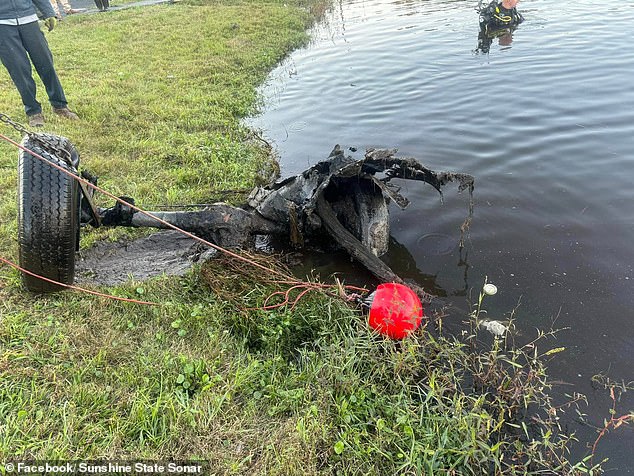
[
  {"left": 94, "top": 0, "right": 110, "bottom": 11},
  {"left": 479, "top": 1, "right": 524, "bottom": 31}
]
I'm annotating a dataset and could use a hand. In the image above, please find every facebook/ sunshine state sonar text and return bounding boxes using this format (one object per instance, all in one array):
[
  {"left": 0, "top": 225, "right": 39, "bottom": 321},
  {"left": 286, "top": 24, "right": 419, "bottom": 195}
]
[{"left": 6, "top": 461, "right": 204, "bottom": 474}]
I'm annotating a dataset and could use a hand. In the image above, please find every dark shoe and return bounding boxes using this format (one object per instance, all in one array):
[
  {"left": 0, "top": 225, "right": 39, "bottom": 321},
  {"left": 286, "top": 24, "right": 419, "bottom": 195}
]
[
  {"left": 53, "top": 107, "right": 79, "bottom": 120},
  {"left": 28, "top": 113, "right": 45, "bottom": 128}
]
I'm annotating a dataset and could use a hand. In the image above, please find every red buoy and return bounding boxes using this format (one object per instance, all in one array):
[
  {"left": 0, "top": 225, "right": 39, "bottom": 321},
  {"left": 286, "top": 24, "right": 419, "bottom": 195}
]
[{"left": 367, "top": 283, "right": 424, "bottom": 339}]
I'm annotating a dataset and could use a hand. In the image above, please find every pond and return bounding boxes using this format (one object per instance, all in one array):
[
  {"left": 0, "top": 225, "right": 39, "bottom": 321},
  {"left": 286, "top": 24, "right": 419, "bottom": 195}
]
[{"left": 247, "top": 0, "right": 634, "bottom": 470}]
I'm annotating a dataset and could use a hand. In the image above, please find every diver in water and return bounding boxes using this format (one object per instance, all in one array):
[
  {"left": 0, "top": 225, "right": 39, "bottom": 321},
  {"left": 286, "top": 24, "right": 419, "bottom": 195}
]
[
  {"left": 476, "top": 26, "right": 516, "bottom": 54},
  {"left": 475, "top": 0, "right": 524, "bottom": 53},
  {"left": 479, "top": 0, "right": 524, "bottom": 31}
]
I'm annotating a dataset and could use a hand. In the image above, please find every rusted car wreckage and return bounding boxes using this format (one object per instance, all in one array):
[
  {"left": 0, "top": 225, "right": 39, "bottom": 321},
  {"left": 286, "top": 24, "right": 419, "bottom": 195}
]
[{"left": 16, "top": 133, "right": 474, "bottom": 296}]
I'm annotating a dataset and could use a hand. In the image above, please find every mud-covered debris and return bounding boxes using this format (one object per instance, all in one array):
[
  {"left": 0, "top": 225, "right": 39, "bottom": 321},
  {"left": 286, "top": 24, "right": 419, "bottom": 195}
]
[{"left": 92, "top": 146, "right": 474, "bottom": 298}]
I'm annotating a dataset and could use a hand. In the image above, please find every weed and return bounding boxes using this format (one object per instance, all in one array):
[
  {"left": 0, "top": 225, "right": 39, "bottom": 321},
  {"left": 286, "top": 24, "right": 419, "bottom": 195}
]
[{"left": 175, "top": 357, "right": 211, "bottom": 395}]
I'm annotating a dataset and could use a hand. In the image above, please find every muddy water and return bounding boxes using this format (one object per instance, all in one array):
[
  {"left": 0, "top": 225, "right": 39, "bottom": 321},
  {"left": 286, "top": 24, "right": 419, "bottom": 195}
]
[{"left": 247, "top": 0, "right": 634, "bottom": 470}]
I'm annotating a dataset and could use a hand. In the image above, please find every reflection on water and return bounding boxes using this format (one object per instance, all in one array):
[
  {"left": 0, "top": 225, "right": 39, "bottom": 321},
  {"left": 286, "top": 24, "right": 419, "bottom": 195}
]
[{"left": 247, "top": 0, "right": 634, "bottom": 470}]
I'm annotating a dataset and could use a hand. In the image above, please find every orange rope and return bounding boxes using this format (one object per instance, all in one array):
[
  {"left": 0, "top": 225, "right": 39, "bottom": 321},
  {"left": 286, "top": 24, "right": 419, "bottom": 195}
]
[
  {"left": 0, "top": 132, "right": 295, "bottom": 281},
  {"left": 0, "top": 256, "right": 157, "bottom": 305},
  {"left": 245, "top": 280, "right": 367, "bottom": 311},
  {"left": 0, "top": 131, "right": 369, "bottom": 307}
]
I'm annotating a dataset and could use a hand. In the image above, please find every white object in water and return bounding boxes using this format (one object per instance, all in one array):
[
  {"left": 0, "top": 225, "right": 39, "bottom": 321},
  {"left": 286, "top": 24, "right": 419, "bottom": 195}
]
[
  {"left": 479, "top": 320, "right": 508, "bottom": 337},
  {"left": 483, "top": 283, "right": 498, "bottom": 296}
]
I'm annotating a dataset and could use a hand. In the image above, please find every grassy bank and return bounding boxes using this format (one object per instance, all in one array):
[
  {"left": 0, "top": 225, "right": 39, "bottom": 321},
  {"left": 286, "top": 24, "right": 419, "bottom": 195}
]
[
  {"left": 1, "top": 0, "right": 314, "bottom": 253},
  {"left": 0, "top": 1, "right": 604, "bottom": 474}
]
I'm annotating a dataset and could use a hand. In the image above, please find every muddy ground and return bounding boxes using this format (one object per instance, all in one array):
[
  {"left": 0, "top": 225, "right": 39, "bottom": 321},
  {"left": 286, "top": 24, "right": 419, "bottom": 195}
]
[{"left": 75, "top": 231, "right": 216, "bottom": 286}]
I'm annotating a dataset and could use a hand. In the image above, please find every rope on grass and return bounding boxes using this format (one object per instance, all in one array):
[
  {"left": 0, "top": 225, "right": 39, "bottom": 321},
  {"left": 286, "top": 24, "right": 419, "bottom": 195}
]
[
  {"left": 0, "top": 131, "right": 369, "bottom": 306},
  {"left": 246, "top": 280, "right": 368, "bottom": 312},
  {"left": 0, "top": 256, "right": 158, "bottom": 305},
  {"left": 0, "top": 132, "right": 296, "bottom": 280}
]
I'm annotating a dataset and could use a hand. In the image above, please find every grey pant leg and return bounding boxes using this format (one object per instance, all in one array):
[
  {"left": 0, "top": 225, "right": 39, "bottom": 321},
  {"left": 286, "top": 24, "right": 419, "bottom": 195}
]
[
  {"left": 0, "top": 24, "right": 42, "bottom": 116},
  {"left": 19, "top": 22, "right": 68, "bottom": 110}
]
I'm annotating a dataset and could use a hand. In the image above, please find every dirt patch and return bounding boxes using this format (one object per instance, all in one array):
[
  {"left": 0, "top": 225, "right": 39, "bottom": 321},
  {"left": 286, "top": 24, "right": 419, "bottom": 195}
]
[{"left": 75, "top": 231, "right": 216, "bottom": 286}]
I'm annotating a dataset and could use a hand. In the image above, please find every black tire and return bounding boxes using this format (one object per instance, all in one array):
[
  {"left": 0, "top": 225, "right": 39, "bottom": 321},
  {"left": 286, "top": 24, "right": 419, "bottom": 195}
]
[{"left": 18, "top": 134, "right": 80, "bottom": 293}]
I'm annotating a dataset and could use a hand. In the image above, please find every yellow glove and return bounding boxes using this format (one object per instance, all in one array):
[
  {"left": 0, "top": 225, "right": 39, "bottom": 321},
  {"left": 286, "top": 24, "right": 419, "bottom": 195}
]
[{"left": 43, "top": 17, "right": 57, "bottom": 32}]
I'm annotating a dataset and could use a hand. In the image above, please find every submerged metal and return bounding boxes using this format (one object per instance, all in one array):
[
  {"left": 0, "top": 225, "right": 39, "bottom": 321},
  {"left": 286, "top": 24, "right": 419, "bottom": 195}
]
[{"left": 117, "top": 145, "right": 474, "bottom": 298}]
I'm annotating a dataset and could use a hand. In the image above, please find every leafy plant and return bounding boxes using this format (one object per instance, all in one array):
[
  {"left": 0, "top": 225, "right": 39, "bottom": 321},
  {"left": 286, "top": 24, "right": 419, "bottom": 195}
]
[
  {"left": 175, "top": 357, "right": 210, "bottom": 395},
  {"left": 170, "top": 318, "right": 187, "bottom": 337}
]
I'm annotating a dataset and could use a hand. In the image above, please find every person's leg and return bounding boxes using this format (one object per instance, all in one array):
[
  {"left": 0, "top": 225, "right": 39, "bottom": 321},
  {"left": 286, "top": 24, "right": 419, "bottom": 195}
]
[
  {"left": 94, "top": 0, "right": 104, "bottom": 10},
  {"left": 60, "top": 0, "right": 80, "bottom": 14},
  {"left": 0, "top": 24, "right": 42, "bottom": 116},
  {"left": 18, "top": 22, "right": 68, "bottom": 110},
  {"left": 49, "top": 0, "right": 62, "bottom": 18}
]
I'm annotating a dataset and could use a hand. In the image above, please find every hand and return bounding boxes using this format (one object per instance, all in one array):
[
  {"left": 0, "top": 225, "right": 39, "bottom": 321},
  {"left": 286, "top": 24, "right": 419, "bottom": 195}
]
[{"left": 43, "top": 16, "right": 57, "bottom": 32}]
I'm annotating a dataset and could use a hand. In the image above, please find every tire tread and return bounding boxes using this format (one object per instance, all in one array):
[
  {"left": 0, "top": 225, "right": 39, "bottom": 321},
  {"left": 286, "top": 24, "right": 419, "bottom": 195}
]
[{"left": 18, "top": 135, "right": 80, "bottom": 293}]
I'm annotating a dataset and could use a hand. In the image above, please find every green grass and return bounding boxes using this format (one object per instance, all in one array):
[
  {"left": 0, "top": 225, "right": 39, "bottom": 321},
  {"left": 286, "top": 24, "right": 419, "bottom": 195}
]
[
  {"left": 0, "top": 1, "right": 609, "bottom": 474},
  {"left": 0, "top": 268, "right": 602, "bottom": 473},
  {"left": 1, "top": 0, "right": 311, "bottom": 253}
]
